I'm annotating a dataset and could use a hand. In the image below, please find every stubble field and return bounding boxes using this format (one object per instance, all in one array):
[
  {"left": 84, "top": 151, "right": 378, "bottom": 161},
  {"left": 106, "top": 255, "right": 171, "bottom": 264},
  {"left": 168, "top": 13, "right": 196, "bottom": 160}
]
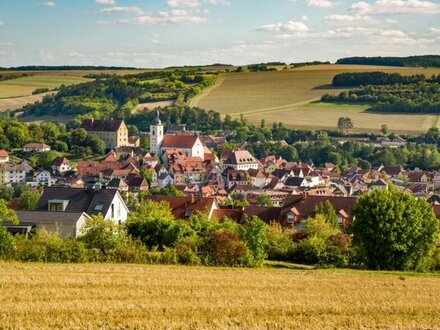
[
  {"left": 193, "top": 65, "right": 440, "bottom": 134},
  {"left": 0, "top": 262, "right": 439, "bottom": 329}
]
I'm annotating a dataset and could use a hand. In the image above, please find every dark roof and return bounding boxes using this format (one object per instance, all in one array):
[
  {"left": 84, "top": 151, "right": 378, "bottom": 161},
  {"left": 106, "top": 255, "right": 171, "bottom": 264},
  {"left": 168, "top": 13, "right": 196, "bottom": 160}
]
[
  {"left": 126, "top": 175, "right": 148, "bottom": 187},
  {"left": 14, "top": 211, "right": 86, "bottom": 225},
  {"left": 35, "top": 187, "right": 119, "bottom": 217},
  {"left": 381, "top": 166, "right": 404, "bottom": 176},
  {"left": 284, "top": 177, "right": 306, "bottom": 187},
  {"left": 82, "top": 119, "right": 123, "bottom": 132}
]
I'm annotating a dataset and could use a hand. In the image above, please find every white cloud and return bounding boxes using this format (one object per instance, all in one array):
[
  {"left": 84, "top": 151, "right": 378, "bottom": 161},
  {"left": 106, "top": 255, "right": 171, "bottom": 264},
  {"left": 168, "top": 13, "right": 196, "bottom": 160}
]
[
  {"left": 39, "top": 49, "right": 56, "bottom": 62},
  {"left": 99, "top": 6, "right": 144, "bottom": 15},
  {"left": 0, "top": 21, "right": 4, "bottom": 27},
  {"left": 167, "top": 0, "right": 230, "bottom": 7},
  {"left": 306, "top": 0, "right": 337, "bottom": 8},
  {"left": 167, "top": 0, "right": 201, "bottom": 7},
  {"left": 203, "top": 0, "right": 231, "bottom": 5},
  {"left": 324, "top": 14, "right": 376, "bottom": 24},
  {"left": 106, "top": 9, "right": 209, "bottom": 25},
  {"left": 257, "top": 21, "right": 309, "bottom": 32},
  {"left": 351, "top": 0, "right": 440, "bottom": 15},
  {"left": 38, "top": 1, "right": 56, "bottom": 7},
  {"left": 428, "top": 27, "right": 440, "bottom": 35},
  {"left": 302, "top": 15, "right": 308, "bottom": 21},
  {"left": 96, "top": 0, "right": 116, "bottom": 4}
]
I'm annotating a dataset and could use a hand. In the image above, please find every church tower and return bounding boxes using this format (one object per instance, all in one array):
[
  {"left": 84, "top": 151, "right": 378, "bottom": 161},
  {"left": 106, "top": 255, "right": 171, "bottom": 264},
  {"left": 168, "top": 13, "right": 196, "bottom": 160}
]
[{"left": 150, "top": 110, "right": 164, "bottom": 155}]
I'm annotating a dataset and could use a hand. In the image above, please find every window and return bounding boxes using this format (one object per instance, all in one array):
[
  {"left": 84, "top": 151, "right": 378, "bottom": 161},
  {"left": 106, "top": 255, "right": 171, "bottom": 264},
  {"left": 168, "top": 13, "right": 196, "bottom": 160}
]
[
  {"left": 50, "top": 203, "right": 63, "bottom": 212},
  {"left": 94, "top": 204, "right": 104, "bottom": 211},
  {"left": 184, "top": 209, "right": 193, "bottom": 217},
  {"left": 287, "top": 213, "right": 294, "bottom": 224},
  {"left": 111, "top": 204, "right": 115, "bottom": 218}
]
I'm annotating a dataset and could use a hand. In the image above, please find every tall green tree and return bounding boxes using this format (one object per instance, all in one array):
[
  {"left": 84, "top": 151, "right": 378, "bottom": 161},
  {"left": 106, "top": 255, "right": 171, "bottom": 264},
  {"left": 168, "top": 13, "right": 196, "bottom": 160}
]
[
  {"left": 313, "top": 201, "right": 339, "bottom": 229},
  {"left": 18, "top": 190, "right": 40, "bottom": 211},
  {"left": 351, "top": 187, "right": 439, "bottom": 271},
  {"left": 240, "top": 216, "right": 268, "bottom": 267}
]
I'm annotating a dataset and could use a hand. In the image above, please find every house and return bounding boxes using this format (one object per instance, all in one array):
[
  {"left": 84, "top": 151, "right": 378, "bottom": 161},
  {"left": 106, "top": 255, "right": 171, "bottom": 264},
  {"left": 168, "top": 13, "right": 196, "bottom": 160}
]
[
  {"left": 51, "top": 157, "right": 72, "bottom": 174},
  {"left": 223, "top": 168, "right": 249, "bottom": 190},
  {"left": 0, "top": 150, "right": 9, "bottom": 163},
  {"left": 0, "top": 163, "right": 26, "bottom": 185},
  {"left": 35, "top": 170, "right": 51, "bottom": 184},
  {"left": 223, "top": 150, "right": 259, "bottom": 171},
  {"left": 34, "top": 186, "right": 129, "bottom": 223},
  {"left": 126, "top": 174, "right": 148, "bottom": 193},
  {"left": 107, "top": 178, "right": 129, "bottom": 192},
  {"left": 248, "top": 169, "right": 268, "bottom": 188},
  {"left": 5, "top": 211, "right": 90, "bottom": 238},
  {"left": 149, "top": 110, "right": 205, "bottom": 160},
  {"left": 144, "top": 195, "right": 219, "bottom": 219},
  {"left": 81, "top": 118, "right": 129, "bottom": 149},
  {"left": 157, "top": 173, "right": 174, "bottom": 188},
  {"left": 23, "top": 143, "right": 51, "bottom": 153}
]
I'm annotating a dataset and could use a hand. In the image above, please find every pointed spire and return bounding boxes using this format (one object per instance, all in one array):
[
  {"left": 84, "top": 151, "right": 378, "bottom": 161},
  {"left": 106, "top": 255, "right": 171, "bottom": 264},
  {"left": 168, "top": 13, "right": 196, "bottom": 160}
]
[{"left": 153, "top": 109, "right": 162, "bottom": 125}]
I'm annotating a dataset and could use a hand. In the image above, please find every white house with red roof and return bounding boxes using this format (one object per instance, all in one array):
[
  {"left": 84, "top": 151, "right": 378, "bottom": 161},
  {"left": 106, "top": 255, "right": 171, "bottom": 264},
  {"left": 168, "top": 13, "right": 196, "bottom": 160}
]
[
  {"left": 149, "top": 110, "right": 205, "bottom": 160},
  {"left": 0, "top": 150, "right": 9, "bottom": 163}
]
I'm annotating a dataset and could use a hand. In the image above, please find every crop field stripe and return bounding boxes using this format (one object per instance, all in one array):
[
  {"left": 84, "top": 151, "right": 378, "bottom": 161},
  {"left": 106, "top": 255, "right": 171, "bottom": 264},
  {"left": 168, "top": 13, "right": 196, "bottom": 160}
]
[
  {"left": 189, "top": 74, "right": 225, "bottom": 107},
  {"left": 1, "top": 263, "right": 440, "bottom": 329}
]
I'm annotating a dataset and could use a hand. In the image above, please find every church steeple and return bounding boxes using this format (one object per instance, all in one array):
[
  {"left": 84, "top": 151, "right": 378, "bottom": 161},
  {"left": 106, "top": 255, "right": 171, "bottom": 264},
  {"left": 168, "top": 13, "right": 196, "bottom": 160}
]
[
  {"left": 149, "top": 109, "right": 164, "bottom": 155},
  {"left": 153, "top": 109, "right": 162, "bottom": 125}
]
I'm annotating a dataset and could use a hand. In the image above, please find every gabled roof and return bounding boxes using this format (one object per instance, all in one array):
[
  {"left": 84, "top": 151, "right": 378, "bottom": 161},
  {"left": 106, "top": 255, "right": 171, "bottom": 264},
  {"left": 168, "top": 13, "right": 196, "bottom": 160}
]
[
  {"left": 82, "top": 119, "right": 123, "bottom": 132},
  {"left": 224, "top": 150, "right": 258, "bottom": 165},
  {"left": 0, "top": 150, "right": 9, "bottom": 157},
  {"left": 35, "top": 187, "right": 120, "bottom": 217},
  {"left": 144, "top": 195, "right": 216, "bottom": 219},
  {"left": 24, "top": 143, "right": 50, "bottom": 149},
  {"left": 52, "top": 156, "right": 70, "bottom": 167},
  {"left": 161, "top": 134, "right": 199, "bottom": 149}
]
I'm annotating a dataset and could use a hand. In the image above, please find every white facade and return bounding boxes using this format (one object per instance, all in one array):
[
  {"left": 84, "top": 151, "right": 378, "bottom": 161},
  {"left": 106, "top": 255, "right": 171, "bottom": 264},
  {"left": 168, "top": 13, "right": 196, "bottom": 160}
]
[
  {"left": 103, "top": 191, "right": 129, "bottom": 223},
  {"left": 150, "top": 110, "right": 164, "bottom": 155},
  {"left": 35, "top": 170, "right": 51, "bottom": 184}
]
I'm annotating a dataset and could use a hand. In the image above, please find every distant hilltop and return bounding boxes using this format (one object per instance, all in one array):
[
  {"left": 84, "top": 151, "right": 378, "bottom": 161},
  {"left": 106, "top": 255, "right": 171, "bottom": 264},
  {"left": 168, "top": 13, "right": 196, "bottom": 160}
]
[{"left": 336, "top": 55, "right": 440, "bottom": 68}]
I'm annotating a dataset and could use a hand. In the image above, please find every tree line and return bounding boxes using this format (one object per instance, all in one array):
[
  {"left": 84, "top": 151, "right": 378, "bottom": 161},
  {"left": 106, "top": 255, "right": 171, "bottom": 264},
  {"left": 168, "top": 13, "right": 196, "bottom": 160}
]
[
  {"left": 336, "top": 55, "right": 440, "bottom": 68},
  {"left": 0, "top": 188, "right": 439, "bottom": 271},
  {"left": 332, "top": 71, "right": 431, "bottom": 87}
]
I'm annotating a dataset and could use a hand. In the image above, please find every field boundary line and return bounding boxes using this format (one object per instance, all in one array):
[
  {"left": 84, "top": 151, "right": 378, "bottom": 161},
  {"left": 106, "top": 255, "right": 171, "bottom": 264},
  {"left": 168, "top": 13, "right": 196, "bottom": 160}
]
[
  {"left": 228, "top": 98, "right": 321, "bottom": 118},
  {"left": 189, "top": 75, "right": 225, "bottom": 107}
]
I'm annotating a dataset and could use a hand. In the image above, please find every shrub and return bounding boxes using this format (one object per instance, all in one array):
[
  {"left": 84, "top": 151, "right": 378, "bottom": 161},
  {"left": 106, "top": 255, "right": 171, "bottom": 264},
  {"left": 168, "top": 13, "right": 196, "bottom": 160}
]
[
  {"left": 175, "top": 236, "right": 201, "bottom": 265},
  {"left": 0, "top": 225, "right": 15, "bottom": 259},
  {"left": 204, "top": 230, "right": 249, "bottom": 267},
  {"left": 240, "top": 216, "right": 268, "bottom": 267},
  {"left": 265, "top": 225, "right": 296, "bottom": 262}
]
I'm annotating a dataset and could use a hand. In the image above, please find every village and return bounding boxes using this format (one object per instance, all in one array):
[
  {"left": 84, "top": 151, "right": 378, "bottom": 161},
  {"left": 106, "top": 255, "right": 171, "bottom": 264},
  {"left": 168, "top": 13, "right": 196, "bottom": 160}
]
[{"left": 1, "top": 110, "right": 440, "bottom": 237}]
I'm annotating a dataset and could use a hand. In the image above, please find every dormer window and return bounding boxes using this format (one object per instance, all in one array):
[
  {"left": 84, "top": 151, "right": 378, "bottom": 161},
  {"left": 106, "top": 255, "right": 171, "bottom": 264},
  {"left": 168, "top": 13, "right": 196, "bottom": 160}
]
[
  {"left": 48, "top": 199, "right": 69, "bottom": 212},
  {"left": 94, "top": 204, "right": 104, "bottom": 211}
]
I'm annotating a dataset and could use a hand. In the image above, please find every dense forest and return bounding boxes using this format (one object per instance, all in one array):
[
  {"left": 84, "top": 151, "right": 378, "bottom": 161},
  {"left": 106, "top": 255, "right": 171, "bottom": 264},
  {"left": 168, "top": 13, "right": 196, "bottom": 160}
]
[
  {"left": 323, "top": 72, "right": 440, "bottom": 114},
  {"left": 336, "top": 55, "right": 440, "bottom": 68},
  {"left": 332, "top": 71, "right": 428, "bottom": 87},
  {"left": 21, "top": 70, "right": 218, "bottom": 118}
]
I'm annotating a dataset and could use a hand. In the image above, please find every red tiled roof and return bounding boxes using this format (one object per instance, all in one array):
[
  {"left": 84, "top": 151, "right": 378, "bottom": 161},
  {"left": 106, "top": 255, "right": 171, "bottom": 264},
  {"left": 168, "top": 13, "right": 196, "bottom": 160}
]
[
  {"left": 24, "top": 143, "right": 50, "bottom": 149},
  {"left": 144, "top": 195, "right": 216, "bottom": 219},
  {"left": 0, "top": 150, "right": 9, "bottom": 157},
  {"left": 161, "top": 134, "right": 198, "bottom": 149}
]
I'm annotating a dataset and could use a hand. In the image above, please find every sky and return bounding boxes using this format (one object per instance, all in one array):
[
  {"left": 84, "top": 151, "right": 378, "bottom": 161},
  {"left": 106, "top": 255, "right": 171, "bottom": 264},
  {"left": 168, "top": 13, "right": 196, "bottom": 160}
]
[{"left": 0, "top": 0, "right": 439, "bottom": 68}]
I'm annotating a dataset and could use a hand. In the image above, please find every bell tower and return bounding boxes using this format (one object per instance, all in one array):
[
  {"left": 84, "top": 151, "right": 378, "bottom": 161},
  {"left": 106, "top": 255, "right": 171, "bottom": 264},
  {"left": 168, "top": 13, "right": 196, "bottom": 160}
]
[{"left": 149, "top": 110, "right": 163, "bottom": 155}]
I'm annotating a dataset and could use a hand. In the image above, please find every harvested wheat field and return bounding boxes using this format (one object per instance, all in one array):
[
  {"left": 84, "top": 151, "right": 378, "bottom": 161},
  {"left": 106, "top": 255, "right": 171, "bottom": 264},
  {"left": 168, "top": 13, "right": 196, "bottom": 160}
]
[
  {"left": 0, "top": 263, "right": 439, "bottom": 329},
  {"left": 194, "top": 65, "right": 440, "bottom": 133}
]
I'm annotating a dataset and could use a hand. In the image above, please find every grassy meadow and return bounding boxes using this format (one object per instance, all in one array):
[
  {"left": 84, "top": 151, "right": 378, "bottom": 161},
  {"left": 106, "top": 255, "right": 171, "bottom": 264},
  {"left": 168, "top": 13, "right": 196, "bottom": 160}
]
[
  {"left": 0, "top": 262, "right": 439, "bottom": 329},
  {"left": 193, "top": 64, "right": 440, "bottom": 134},
  {"left": 0, "top": 75, "right": 91, "bottom": 99}
]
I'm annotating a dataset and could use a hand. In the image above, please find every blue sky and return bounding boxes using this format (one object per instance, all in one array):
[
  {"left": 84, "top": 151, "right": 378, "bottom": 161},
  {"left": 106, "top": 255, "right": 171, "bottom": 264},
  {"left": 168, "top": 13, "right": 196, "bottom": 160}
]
[{"left": 0, "top": 0, "right": 439, "bottom": 67}]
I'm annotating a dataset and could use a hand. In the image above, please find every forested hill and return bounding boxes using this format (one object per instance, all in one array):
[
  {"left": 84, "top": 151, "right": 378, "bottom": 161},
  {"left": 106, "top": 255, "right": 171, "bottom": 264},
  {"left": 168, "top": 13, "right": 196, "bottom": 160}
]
[{"left": 336, "top": 56, "right": 440, "bottom": 68}]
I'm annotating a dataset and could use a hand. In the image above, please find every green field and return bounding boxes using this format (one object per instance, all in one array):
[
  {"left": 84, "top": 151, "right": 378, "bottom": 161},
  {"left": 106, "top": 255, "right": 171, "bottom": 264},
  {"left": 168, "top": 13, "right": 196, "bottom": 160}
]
[
  {"left": 193, "top": 64, "right": 440, "bottom": 134},
  {"left": 1, "top": 262, "right": 439, "bottom": 329},
  {"left": 0, "top": 75, "right": 91, "bottom": 99}
]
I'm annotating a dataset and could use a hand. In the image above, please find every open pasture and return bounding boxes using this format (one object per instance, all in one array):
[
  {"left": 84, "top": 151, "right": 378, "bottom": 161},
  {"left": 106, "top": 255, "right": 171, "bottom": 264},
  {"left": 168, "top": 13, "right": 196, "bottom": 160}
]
[
  {"left": 0, "top": 262, "right": 439, "bottom": 329},
  {"left": 194, "top": 64, "right": 440, "bottom": 133},
  {"left": 0, "top": 75, "right": 91, "bottom": 98}
]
